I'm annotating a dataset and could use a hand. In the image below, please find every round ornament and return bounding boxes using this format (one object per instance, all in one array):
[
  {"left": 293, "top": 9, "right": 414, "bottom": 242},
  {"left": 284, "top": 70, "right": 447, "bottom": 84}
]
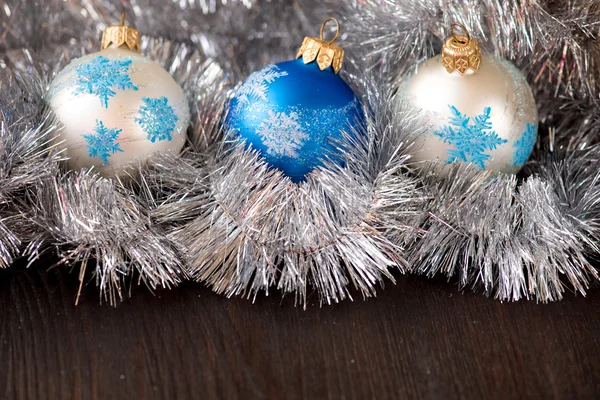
[
  {"left": 397, "top": 24, "right": 538, "bottom": 175},
  {"left": 47, "top": 11, "right": 190, "bottom": 178},
  {"left": 225, "top": 18, "right": 365, "bottom": 182}
]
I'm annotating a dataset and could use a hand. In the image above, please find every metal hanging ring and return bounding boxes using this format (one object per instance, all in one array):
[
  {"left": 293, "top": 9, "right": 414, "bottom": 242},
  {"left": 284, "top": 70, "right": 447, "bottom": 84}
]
[
  {"left": 451, "top": 23, "right": 470, "bottom": 45},
  {"left": 320, "top": 18, "right": 341, "bottom": 44}
]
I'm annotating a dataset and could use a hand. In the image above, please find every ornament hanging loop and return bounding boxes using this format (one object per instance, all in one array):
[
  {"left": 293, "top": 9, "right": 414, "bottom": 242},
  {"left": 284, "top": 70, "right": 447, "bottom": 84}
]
[
  {"left": 120, "top": 8, "right": 126, "bottom": 26},
  {"left": 450, "top": 23, "right": 470, "bottom": 45},
  {"left": 442, "top": 22, "right": 481, "bottom": 75},
  {"left": 319, "top": 17, "right": 341, "bottom": 45}
]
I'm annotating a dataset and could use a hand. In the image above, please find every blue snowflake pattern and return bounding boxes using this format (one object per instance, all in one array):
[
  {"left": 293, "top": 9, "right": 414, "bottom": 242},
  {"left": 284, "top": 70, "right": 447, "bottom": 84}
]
[
  {"left": 134, "top": 96, "right": 179, "bottom": 143},
  {"left": 74, "top": 56, "right": 138, "bottom": 108},
  {"left": 511, "top": 123, "right": 537, "bottom": 167},
  {"left": 82, "top": 120, "right": 124, "bottom": 164},
  {"left": 435, "top": 105, "right": 508, "bottom": 169}
]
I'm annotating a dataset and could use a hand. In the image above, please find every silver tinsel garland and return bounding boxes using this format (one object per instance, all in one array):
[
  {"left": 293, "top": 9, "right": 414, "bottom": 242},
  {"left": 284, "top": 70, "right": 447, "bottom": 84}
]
[
  {"left": 0, "top": 50, "right": 63, "bottom": 268},
  {"left": 0, "top": 0, "right": 599, "bottom": 304},
  {"left": 342, "top": 0, "right": 600, "bottom": 301},
  {"left": 167, "top": 90, "right": 426, "bottom": 306}
]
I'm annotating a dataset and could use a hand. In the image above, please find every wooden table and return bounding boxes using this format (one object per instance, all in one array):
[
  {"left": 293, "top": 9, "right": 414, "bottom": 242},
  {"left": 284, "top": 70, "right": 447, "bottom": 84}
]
[{"left": 1, "top": 262, "right": 599, "bottom": 399}]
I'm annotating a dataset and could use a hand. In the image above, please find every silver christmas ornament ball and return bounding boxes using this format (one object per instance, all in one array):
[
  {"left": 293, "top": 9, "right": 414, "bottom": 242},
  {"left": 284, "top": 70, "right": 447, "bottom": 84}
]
[
  {"left": 397, "top": 26, "right": 538, "bottom": 175},
  {"left": 46, "top": 18, "right": 190, "bottom": 178}
]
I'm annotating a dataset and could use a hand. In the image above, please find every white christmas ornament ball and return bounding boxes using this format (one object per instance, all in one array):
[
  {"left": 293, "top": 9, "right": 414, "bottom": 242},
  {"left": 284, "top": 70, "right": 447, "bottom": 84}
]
[
  {"left": 47, "top": 47, "right": 190, "bottom": 177},
  {"left": 397, "top": 49, "right": 538, "bottom": 175}
]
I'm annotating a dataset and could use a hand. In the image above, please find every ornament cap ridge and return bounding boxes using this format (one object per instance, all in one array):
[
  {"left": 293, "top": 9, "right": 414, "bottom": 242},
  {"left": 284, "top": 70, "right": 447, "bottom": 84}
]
[
  {"left": 296, "top": 18, "right": 344, "bottom": 74},
  {"left": 442, "top": 23, "right": 481, "bottom": 75},
  {"left": 101, "top": 8, "right": 141, "bottom": 52}
]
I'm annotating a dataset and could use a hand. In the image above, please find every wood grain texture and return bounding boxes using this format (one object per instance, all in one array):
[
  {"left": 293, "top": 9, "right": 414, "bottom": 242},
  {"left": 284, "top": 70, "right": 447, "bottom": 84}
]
[{"left": 1, "top": 262, "right": 600, "bottom": 400}]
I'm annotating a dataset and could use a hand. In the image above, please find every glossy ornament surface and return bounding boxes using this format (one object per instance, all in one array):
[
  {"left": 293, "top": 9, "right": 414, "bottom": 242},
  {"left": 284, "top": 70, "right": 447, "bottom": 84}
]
[
  {"left": 397, "top": 25, "right": 538, "bottom": 175},
  {"left": 225, "top": 19, "right": 364, "bottom": 182},
  {"left": 47, "top": 14, "right": 189, "bottom": 178}
]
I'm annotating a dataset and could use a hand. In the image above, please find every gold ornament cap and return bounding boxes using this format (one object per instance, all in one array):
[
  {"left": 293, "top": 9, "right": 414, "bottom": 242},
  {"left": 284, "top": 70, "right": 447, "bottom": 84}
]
[
  {"left": 101, "top": 9, "right": 140, "bottom": 52},
  {"left": 296, "top": 18, "right": 344, "bottom": 74},
  {"left": 442, "top": 23, "right": 481, "bottom": 75}
]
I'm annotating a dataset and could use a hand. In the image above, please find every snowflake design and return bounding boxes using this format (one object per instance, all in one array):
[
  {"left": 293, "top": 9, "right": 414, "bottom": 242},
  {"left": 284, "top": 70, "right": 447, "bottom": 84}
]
[
  {"left": 511, "top": 123, "right": 537, "bottom": 167},
  {"left": 236, "top": 65, "right": 288, "bottom": 105},
  {"left": 74, "top": 56, "right": 138, "bottom": 108},
  {"left": 435, "top": 105, "right": 508, "bottom": 169},
  {"left": 257, "top": 110, "right": 309, "bottom": 159},
  {"left": 82, "top": 120, "right": 124, "bottom": 164},
  {"left": 134, "top": 96, "right": 179, "bottom": 143}
]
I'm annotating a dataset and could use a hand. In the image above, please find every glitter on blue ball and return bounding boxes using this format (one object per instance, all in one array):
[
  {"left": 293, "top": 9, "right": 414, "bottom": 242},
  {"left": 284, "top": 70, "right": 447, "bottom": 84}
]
[{"left": 225, "top": 58, "right": 365, "bottom": 182}]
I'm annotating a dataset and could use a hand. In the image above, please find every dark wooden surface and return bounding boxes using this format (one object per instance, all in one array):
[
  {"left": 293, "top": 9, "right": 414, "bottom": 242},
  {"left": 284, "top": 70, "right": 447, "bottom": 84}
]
[{"left": 1, "top": 262, "right": 600, "bottom": 400}]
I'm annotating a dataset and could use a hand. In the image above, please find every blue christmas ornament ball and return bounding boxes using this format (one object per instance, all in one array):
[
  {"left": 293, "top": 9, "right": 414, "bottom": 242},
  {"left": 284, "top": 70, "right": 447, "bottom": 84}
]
[{"left": 225, "top": 58, "right": 365, "bottom": 182}]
